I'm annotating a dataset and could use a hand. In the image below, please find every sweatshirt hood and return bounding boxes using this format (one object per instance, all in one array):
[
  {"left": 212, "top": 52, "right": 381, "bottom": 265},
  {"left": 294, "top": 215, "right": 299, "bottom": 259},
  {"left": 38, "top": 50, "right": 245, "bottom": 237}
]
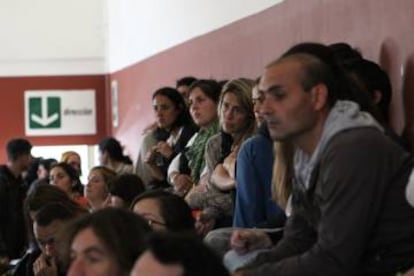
[{"left": 294, "top": 100, "right": 383, "bottom": 189}]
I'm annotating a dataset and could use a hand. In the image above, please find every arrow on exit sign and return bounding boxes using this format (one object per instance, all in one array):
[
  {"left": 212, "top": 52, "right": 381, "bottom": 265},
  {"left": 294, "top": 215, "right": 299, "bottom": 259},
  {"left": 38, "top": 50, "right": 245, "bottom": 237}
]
[{"left": 29, "top": 96, "right": 61, "bottom": 128}]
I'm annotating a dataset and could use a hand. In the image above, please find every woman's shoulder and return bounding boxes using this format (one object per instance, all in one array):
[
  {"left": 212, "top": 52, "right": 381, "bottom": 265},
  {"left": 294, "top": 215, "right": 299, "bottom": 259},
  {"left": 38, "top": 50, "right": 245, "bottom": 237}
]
[
  {"left": 243, "top": 133, "right": 272, "bottom": 147},
  {"left": 239, "top": 133, "right": 273, "bottom": 157},
  {"left": 117, "top": 163, "right": 135, "bottom": 175},
  {"left": 140, "top": 128, "right": 158, "bottom": 145},
  {"left": 207, "top": 133, "right": 222, "bottom": 146}
]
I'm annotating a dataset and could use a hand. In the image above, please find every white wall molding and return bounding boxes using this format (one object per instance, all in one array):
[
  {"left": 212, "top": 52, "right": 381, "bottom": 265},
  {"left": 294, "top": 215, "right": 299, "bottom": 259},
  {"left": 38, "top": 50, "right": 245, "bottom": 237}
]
[{"left": 0, "top": 57, "right": 106, "bottom": 76}]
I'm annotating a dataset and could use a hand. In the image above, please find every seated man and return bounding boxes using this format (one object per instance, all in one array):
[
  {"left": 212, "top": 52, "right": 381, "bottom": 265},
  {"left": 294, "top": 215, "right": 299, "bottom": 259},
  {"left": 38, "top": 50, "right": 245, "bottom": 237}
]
[
  {"left": 234, "top": 43, "right": 414, "bottom": 275},
  {"left": 30, "top": 203, "right": 78, "bottom": 276}
]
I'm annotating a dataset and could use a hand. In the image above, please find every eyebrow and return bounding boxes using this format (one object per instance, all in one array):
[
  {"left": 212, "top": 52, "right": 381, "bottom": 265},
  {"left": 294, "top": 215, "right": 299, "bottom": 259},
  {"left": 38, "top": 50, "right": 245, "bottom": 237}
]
[
  {"left": 153, "top": 102, "right": 170, "bottom": 106},
  {"left": 260, "top": 85, "right": 284, "bottom": 94},
  {"left": 50, "top": 172, "right": 67, "bottom": 178},
  {"left": 88, "top": 176, "right": 103, "bottom": 181},
  {"left": 192, "top": 95, "right": 205, "bottom": 101},
  {"left": 37, "top": 236, "right": 55, "bottom": 245},
  {"left": 222, "top": 99, "right": 242, "bottom": 108},
  {"left": 82, "top": 246, "right": 108, "bottom": 256}
]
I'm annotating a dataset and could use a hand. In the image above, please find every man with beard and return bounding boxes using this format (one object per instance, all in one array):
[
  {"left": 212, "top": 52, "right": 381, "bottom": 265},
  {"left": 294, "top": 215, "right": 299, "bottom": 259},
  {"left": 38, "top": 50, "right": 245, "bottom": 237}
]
[{"left": 234, "top": 43, "right": 414, "bottom": 275}]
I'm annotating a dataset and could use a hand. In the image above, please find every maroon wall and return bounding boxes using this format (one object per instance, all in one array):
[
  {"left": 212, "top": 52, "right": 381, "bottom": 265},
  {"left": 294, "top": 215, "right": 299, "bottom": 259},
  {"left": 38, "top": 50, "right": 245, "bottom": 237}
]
[
  {"left": 0, "top": 75, "right": 109, "bottom": 162},
  {"left": 111, "top": 0, "right": 414, "bottom": 159}
]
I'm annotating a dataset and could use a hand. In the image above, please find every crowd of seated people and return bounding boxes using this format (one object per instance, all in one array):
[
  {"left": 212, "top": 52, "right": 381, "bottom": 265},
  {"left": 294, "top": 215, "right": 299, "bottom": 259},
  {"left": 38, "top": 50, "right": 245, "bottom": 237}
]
[{"left": 1, "top": 43, "right": 414, "bottom": 276}]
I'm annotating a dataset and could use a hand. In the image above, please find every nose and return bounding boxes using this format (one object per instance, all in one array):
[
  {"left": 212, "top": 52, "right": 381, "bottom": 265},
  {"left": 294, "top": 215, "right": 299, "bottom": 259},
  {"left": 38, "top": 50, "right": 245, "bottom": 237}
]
[
  {"left": 223, "top": 108, "right": 234, "bottom": 120},
  {"left": 155, "top": 107, "right": 163, "bottom": 117},
  {"left": 260, "top": 96, "right": 273, "bottom": 117},
  {"left": 67, "top": 257, "right": 84, "bottom": 276},
  {"left": 191, "top": 102, "right": 199, "bottom": 111},
  {"left": 45, "top": 244, "right": 55, "bottom": 257},
  {"left": 50, "top": 177, "right": 57, "bottom": 185},
  {"left": 253, "top": 101, "right": 262, "bottom": 114},
  {"left": 86, "top": 181, "right": 93, "bottom": 188}
]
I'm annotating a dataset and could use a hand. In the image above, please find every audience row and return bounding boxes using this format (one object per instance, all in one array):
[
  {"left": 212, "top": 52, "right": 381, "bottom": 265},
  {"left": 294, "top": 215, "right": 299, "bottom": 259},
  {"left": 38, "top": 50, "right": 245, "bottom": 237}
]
[{"left": 1, "top": 41, "right": 414, "bottom": 275}]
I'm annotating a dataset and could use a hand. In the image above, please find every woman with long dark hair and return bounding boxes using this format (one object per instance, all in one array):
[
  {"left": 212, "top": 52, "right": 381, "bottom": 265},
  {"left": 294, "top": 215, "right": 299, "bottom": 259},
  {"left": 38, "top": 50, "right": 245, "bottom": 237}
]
[
  {"left": 136, "top": 87, "right": 198, "bottom": 190},
  {"left": 98, "top": 137, "right": 134, "bottom": 175}
]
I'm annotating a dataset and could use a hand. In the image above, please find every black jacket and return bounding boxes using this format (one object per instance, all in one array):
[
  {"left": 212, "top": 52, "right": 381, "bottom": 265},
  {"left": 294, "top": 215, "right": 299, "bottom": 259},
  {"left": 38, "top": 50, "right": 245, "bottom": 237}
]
[{"left": 0, "top": 165, "right": 27, "bottom": 259}]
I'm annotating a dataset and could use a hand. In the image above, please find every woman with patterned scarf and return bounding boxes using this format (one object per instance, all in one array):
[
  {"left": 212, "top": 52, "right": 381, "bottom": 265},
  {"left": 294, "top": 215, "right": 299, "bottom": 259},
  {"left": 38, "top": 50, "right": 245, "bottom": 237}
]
[
  {"left": 168, "top": 79, "right": 221, "bottom": 196},
  {"left": 185, "top": 78, "right": 256, "bottom": 236}
]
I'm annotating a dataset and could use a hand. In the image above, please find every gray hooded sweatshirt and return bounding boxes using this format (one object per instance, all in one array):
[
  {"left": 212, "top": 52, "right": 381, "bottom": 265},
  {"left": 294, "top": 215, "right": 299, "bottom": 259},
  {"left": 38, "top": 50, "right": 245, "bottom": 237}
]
[{"left": 242, "top": 100, "right": 414, "bottom": 276}]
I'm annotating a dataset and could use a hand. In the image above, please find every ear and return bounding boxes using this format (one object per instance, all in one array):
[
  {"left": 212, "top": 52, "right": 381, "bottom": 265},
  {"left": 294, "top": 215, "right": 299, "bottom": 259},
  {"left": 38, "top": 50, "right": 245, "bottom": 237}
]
[
  {"left": 309, "top": 83, "right": 328, "bottom": 111},
  {"left": 373, "top": 90, "right": 382, "bottom": 104}
]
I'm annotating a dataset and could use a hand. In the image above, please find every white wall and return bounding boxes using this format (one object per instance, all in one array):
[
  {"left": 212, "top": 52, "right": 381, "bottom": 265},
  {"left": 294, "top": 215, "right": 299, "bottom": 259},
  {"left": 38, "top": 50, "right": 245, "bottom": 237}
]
[
  {"left": 0, "top": 0, "right": 284, "bottom": 76},
  {"left": 0, "top": 0, "right": 106, "bottom": 76},
  {"left": 106, "top": 0, "right": 284, "bottom": 72},
  {"left": 31, "top": 144, "right": 97, "bottom": 184}
]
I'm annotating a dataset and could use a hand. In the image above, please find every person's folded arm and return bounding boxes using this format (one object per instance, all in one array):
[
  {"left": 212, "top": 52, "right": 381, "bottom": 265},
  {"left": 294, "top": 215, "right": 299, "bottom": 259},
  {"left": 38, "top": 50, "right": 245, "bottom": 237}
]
[{"left": 211, "top": 163, "right": 235, "bottom": 191}]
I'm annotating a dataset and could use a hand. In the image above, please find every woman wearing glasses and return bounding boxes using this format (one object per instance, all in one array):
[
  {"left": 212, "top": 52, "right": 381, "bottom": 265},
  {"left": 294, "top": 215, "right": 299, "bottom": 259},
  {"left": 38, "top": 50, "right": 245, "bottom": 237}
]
[{"left": 131, "top": 190, "right": 195, "bottom": 234}]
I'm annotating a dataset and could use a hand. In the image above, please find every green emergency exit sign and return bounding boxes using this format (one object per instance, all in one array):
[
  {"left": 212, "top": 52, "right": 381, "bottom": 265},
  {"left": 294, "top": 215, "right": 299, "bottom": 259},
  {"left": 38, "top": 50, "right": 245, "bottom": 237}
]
[{"left": 25, "top": 90, "right": 96, "bottom": 136}]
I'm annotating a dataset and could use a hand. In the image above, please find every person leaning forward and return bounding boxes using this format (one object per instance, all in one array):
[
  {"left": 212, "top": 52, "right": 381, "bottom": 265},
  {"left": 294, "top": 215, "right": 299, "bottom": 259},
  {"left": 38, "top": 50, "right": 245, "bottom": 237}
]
[{"left": 234, "top": 43, "right": 414, "bottom": 275}]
